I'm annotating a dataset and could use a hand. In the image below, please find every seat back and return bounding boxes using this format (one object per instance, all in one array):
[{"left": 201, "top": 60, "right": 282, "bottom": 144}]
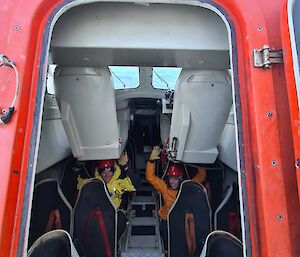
[
  {"left": 214, "top": 184, "right": 233, "bottom": 230},
  {"left": 28, "top": 179, "right": 72, "bottom": 248},
  {"left": 168, "top": 181, "right": 211, "bottom": 257},
  {"left": 73, "top": 179, "right": 117, "bottom": 257},
  {"left": 200, "top": 231, "right": 242, "bottom": 257},
  {"left": 28, "top": 230, "right": 79, "bottom": 257},
  {"left": 60, "top": 159, "right": 90, "bottom": 207},
  {"left": 54, "top": 67, "right": 121, "bottom": 160},
  {"left": 214, "top": 184, "right": 241, "bottom": 237},
  {"left": 169, "top": 69, "right": 232, "bottom": 163}
]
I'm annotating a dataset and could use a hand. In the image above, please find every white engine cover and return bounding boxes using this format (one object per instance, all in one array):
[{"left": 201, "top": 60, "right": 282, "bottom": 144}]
[
  {"left": 54, "top": 67, "right": 121, "bottom": 160},
  {"left": 169, "top": 69, "right": 232, "bottom": 163}
]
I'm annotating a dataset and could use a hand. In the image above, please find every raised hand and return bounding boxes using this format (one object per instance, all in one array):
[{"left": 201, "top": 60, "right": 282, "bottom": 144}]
[
  {"left": 118, "top": 151, "right": 128, "bottom": 166},
  {"left": 149, "top": 146, "right": 162, "bottom": 161}
]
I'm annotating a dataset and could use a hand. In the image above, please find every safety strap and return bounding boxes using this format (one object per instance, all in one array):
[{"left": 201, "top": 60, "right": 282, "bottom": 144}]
[
  {"left": 83, "top": 210, "right": 113, "bottom": 257},
  {"left": 45, "top": 209, "right": 62, "bottom": 232},
  {"left": 185, "top": 212, "right": 196, "bottom": 257}
]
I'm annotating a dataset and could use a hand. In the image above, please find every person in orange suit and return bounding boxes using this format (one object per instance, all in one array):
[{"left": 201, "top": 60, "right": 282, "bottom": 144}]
[{"left": 146, "top": 146, "right": 207, "bottom": 248}]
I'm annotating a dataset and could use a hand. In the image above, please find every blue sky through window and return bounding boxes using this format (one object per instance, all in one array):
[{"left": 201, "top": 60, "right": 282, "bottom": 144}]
[
  {"left": 109, "top": 66, "right": 139, "bottom": 89},
  {"left": 152, "top": 67, "right": 182, "bottom": 89}
]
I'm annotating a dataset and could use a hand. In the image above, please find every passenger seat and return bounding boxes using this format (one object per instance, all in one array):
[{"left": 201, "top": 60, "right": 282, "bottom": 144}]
[
  {"left": 214, "top": 184, "right": 241, "bottom": 238},
  {"left": 28, "top": 230, "right": 79, "bottom": 257},
  {"left": 168, "top": 181, "right": 211, "bottom": 257},
  {"left": 199, "top": 230, "right": 242, "bottom": 257},
  {"left": 73, "top": 179, "right": 117, "bottom": 257},
  {"left": 28, "top": 179, "right": 73, "bottom": 248}
]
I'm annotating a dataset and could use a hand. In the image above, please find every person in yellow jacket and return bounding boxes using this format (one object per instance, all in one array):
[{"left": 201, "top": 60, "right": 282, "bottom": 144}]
[
  {"left": 146, "top": 146, "right": 207, "bottom": 248},
  {"left": 77, "top": 152, "right": 140, "bottom": 209}
]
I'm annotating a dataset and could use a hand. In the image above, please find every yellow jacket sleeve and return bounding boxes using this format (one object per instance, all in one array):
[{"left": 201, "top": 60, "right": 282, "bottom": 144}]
[
  {"left": 146, "top": 162, "right": 168, "bottom": 194},
  {"left": 192, "top": 167, "right": 207, "bottom": 184},
  {"left": 107, "top": 165, "right": 136, "bottom": 208},
  {"left": 77, "top": 176, "right": 89, "bottom": 190}
]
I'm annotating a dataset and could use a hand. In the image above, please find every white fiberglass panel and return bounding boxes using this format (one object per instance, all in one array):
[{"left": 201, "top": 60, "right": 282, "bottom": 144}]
[
  {"left": 54, "top": 67, "right": 121, "bottom": 160},
  {"left": 169, "top": 69, "right": 232, "bottom": 163}
]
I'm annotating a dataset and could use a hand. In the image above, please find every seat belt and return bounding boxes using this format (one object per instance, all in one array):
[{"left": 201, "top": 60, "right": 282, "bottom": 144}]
[
  {"left": 83, "top": 210, "right": 113, "bottom": 257},
  {"left": 45, "top": 209, "right": 62, "bottom": 232},
  {"left": 185, "top": 212, "right": 196, "bottom": 257}
]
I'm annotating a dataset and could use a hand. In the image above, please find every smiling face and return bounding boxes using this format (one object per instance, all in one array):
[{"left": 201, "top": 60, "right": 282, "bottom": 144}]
[
  {"left": 100, "top": 169, "right": 114, "bottom": 183},
  {"left": 168, "top": 176, "right": 181, "bottom": 190}
]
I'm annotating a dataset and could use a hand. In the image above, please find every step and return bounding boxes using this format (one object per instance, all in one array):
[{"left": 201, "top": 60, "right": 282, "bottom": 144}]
[
  {"left": 121, "top": 252, "right": 164, "bottom": 257},
  {"left": 131, "top": 195, "right": 156, "bottom": 205},
  {"left": 120, "top": 231, "right": 164, "bottom": 257},
  {"left": 138, "top": 185, "right": 154, "bottom": 192},
  {"left": 134, "top": 190, "right": 153, "bottom": 197},
  {"left": 127, "top": 235, "right": 160, "bottom": 249},
  {"left": 130, "top": 216, "right": 157, "bottom": 226}
]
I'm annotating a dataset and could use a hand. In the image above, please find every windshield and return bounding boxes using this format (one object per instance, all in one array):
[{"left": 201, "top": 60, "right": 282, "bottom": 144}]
[
  {"left": 109, "top": 66, "right": 140, "bottom": 89},
  {"left": 152, "top": 67, "right": 182, "bottom": 89}
]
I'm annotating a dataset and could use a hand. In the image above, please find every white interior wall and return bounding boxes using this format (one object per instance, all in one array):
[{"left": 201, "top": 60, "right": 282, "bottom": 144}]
[
  {"left": 51, "top": 3, "right": 229, "bottom": 68},
  {"left": 218, "top": 108, "right": 237, "bottom": 171},
  {"left": 39, "top": 1, "right": 237, "bottom": 172},
  {"left": 36, "top": 94, "right": 71, "bottom": 173}
]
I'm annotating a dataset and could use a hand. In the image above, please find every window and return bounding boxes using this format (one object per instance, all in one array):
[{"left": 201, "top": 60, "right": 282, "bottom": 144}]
[
  {"left": 46, "top": 65, "right": 57, "bottom": 94},
  {"left": 109, "top": 66, "right": 139, "bottom": 89},
  {"left": 152, "top": 67, "right": 182, "bottom": 89}
]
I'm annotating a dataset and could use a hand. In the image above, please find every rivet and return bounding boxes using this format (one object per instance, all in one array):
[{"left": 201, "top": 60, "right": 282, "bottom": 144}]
[
  {"left": 296, "top": 158, "right": 300, "bottom": 168},
  {"left": 257, "top": 26, "right": 263, "bottom": 31},
  {"left": 14, "top": 25, "right": 21, "bottom": 31},
  {"left": 271, "top": 160, "right": 277, "bottom": 166},
  {"left": 2, "top": 109, "right": 7, "bottom": 115},
  {"left": 267, "top": 111, "right": 273, "bottom": 118},
  {"left": 277, "top": 214, "right": 283, "bottom": 221}
]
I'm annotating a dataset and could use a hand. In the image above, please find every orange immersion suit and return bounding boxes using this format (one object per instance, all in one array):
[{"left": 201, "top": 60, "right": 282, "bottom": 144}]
[{"left": 145, "top": 162, "right": 206, "bottom": 220}]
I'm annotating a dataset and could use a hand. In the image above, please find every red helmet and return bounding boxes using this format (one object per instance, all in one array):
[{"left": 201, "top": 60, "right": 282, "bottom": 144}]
[
  {"left": 96, "top": 160, "right": 114, "bottom": 171},
  {"left": 166, "top": 164, "right": 183, "bottom": 178}
]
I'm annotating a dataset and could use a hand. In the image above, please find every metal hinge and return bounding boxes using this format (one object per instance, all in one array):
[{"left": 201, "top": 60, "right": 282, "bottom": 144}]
[{"left": 253, "top": 45, "right": 283, "bottom": 69}]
